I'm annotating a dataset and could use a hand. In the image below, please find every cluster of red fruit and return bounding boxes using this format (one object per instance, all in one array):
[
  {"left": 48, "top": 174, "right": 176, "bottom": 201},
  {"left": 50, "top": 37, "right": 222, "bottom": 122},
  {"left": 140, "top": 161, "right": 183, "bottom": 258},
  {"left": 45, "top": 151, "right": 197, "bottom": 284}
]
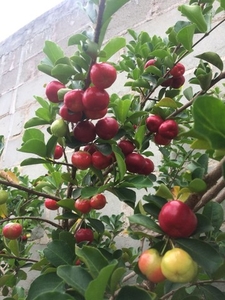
[
  {"left": 138, "top": 200, "right": 198, "bottom": 283},
  {"left": 144, "top": 59, "right": 185, "bottom": 89},
  {"left": 146, "top": 114, "right": 179, "bottom": 146}
]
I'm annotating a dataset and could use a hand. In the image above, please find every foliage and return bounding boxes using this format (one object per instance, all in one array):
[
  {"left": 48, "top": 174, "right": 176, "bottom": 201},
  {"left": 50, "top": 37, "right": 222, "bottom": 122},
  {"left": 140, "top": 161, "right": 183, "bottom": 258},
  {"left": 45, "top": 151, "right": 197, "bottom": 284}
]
[{"left": 0, "top": 0, "right": 225, "bottom": 299}]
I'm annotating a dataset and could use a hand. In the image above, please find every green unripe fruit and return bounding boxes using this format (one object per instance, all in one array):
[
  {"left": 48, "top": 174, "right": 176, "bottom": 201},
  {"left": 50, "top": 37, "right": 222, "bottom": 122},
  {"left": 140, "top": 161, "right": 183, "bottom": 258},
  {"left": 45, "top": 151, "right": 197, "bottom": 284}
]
[
  {"left": 0, "top": 190, "right": 8, "bottom": 205},
  {"left": 50, "top": 119, "right": 68, "bottom": 137}
]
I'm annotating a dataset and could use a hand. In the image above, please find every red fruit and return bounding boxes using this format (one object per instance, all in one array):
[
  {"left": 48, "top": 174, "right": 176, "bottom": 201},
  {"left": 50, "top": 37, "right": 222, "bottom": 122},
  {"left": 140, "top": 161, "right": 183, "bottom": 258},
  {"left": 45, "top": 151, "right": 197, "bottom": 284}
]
[
  {"left": 139, "top": 158, "right": 154, "bottom": 175},
  {"left": 2, "top": 223, "right": 23, "bottom": 240},
  {"left": 95, "top": 117, "right": 119, "bottom": 140},
  {"left": 125, "top": 153, "right": 145, "bottom": 174},
  {"left": 82, "top": 87, "right": 109, "bottom": 111},
  {"left": 75, "top": 228, "right": 94, "bottom": 244},
  {"left": 154, "top": 133, "right": 171, "bottom": 146},
  {"left": 71, "top": 151, "right": 92, "bottom": 170},
  {"left": 118, "top": 140, "right": 135, "bottom": 156},
  {"left": 44, "top": 198, "right": 59, "bottom": 210},
  {"left": 146, "top": 115, "right": 164, "bottom": 133},
  {"left": 73, "top": 120, "right": 96, "bottom": 143},
  {"left": 83, "top": 144, "right": 97, "bottom": 155},
  {"left": 54, "top": 145, "right": 63, "bottom": 159},
  {"left": 92, "top": 151, "right": 112, "bottom": 170},
  {"left": 45, "top": 81, "right": 65, "bottom": 103},
  {"left": 158, "top": 120, "right": 179, "bottom": 139},
  {"left": 170, "top": 62, "right": 185, "bottom": 78},
  {"left": 84, "top": 108, "right": 107, "bottom": 120},
  {"left": 161, "top": 77, "right": 173, "bottom": 87},
  {"left": 90, "top": 62, "right": 117, "bottom": 89},
  {"left": 59, "top": 105, "right": 83, "bottom": 123},
  {"left": 74, "top": 198, "right": 92, "bottom": 214},
  {"left": 64, "top": 89, "right": 84, "bottom": 112},
  {"left": 20, "top": 235, "right": 28, "bottom": 242},
  {"left": 144, "top": 59, "right": 156, "bottom": 69},
  {"left": 170, "top": 75, "right": 185, "bottom": 89},
  {"left": 90, "top": 194, "right": 107, "bottom": 210},
  {"left": 138, "top": 248, "right": 166, "bottom": 283},
  {"left": 158, "top": 200, "right": 197, "bottom": 238}
]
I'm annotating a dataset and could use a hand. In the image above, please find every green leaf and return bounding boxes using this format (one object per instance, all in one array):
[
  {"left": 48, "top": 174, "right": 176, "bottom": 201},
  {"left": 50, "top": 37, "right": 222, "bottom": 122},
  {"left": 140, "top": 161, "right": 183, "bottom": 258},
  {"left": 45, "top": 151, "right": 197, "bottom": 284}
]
[
  {"left": 100, "top": 37, "right": 126, "bottom": 62},
  {"left": 196, "top": 52, "right": 223, "bottom": 71},
  {"left": 109, "top": 267, "right": 126, "bottom": 293},
  {"left": 46, "top": 135, "right": 58, "bottom": 158},
  {"left": 113, "top": 98, "right": 132, "bottom": 123},
  {"left": 178, "top": 4, "right": 208, "bottom": 33},
  {"left": 109, "top": 187, "right": 136, "bottom": 208},
  {"left": 57, "top": 266, "right": 92, "bottom": 296},
  {"left": 193, "top": 95, "right": 225, "bottom": 149},
  {"left": 76, "top": 245, "right": 109, "bottom": 278},
  {"left": 43, "top": 41, "right": 64, "bottom": 65},
  {"left": 188, "top": 178, "right": 207, "bottom": 193},
  {"left": 155, "top": 184, "right": 174, "bottom": 199},
  {"left": 129, "top": 214, "right": 163, "bottom": 234},
  {"left": 68, "top": 33, "right": 87, "bottom": 46},
  {"left": 116, "top": 286, "right": 155, "bottom": 300},
  {"left": 18, "top": 139, "right": 47, "bottom": 157},
  {"left": 81, "top": 186, "right": 99, "bottom": 198},
  {"left": 220, "top": 0, "right": 225, "bottom": 9},
  {"left": 102, "top": 0, "right": 129, "bottom": 24},
  {"left": 27, "top": 273, "right": 65, "bottom": 300},
  {"left": 177, "top": 24, "right": 195, "bottom": 51},
  {"left": 20, "top": 158, "right": 48, "bottom": 166},
  {"left": 34, "top": 96, "right": 49, "bottom": 109},
  {"left": 44, "top": 240, "right": 75, "bottom": 267},
  {"left": 203, "top": 202, "right": 224, "bottom": 231},
  {"left": 34, "top": 292, "right": 74, "bottom": 300},
  {"left": 199, "top": 285, "right": 225, "bottom": 300},
  {"left": 87, "top": 218, "right": 105, "bottom": 234},
  {"left": 155, "top": 97, "right": 178, "bottom": 109},
  {"left": 85, "top": 261, "right": 117, "bottom": 300},
  {"left": 51, "top": 64, "right": 76, "bottom": 83},
  {"left": 8, "top": 239, "right": 19, "bottom": 256},
  {"left": 57, "top": 199, "right": 75, "bottom": 210},
  {"left": 22, "top": 128, "right": 45, "bottom": 143},
  {"left": 135, "top": 125, "right": 146, "bottom": 149},
  {"left": 112, "top": 144, "right": 126, "bottom": 181},
  {"left": 176, "top": 238, "right": 223, "bottom": 275},
  {"left": 24, "top": 117, "right": 50, "bottom": 128}
]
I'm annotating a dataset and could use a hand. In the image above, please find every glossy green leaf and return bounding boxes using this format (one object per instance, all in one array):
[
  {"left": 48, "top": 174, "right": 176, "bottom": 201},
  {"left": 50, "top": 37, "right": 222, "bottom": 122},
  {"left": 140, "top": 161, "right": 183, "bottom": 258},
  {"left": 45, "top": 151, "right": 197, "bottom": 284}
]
[
  {"left": 24, "top": 117, "right": 50, "bottom": 128},
  {"left": 18, "top": 140, "right": 47, "bottom": 157},
  {"left": 193, "top": 95, "right": 225, "bottom": 149},
  {"left": 44, "top": 240, "right": 75, "bottom": 267},
  {"left": 76, "top": 245, "right": 109, "bottom": 278},
  {"left": 116, "top": 286, "right": 155, "bottom": 300},
  {"left": 68, "top": 34, "right": 87, "bottom": 46},
  {"left": 155, "top": 97, "right": 178, "bottom": 109},
  {"left": 203, "top": 202, "right": 224, "bottom": 231},
  {"left": 34, "top": 292, "right": 74, "bottom": 300},
  {"left": 196, "top": 52, "right": 223, "bottom": 71},
  {"left": 194, "top": 213, "right": 213, "bottom": 235},
  {"left": 46, "top": 135, "right": 58, "bottom": 158},
  {"left": 35, "top": 107, "right": 52, "bottom": 122},
  {"left": 57, "top": 266, "right": 92, "bottom": 296},
  {"left": 178, "top": 4, "right": 208, "bottom": 33},
  {"left": 43, "top": 41, "right": 64, "bottom": 65},
  {"left": 129, "top": 214, "right": 163, "bottom": 234},
  {"left": 199, "top": 285, "right": 225, "bottom": 300},
  {"left": 22, "top": 128, "right": 45, "bottom": 143},
  {"left": 109, "top": 267, "right": 126, "bottom": 293},
  {"left": 155, "top": 184, "right": 174, "bottom": 199},
  {"left": 113, "top": 98, "right": 131, "bottom": 123},
  {"left": 34, "top": 96, "right": 49, "bottom": 109},
  {"left": 176, "top": 238, "right": 223, "bottom": 275},
  {"left": 27, "top": 273, "right": 65, "bottom": 300},
  {"left": 100, "top": 37, "right": 126, "bottom": 62},
  {"left": 188, "top": 178, "right": 207, "bottom": 192},
  {"left": 87, "top": 218, "right": 105, "bottom": 233},
  {"left": 8, "top": 239, "right": 19, "bottom": 256},
  {"left": 20, "top": 158, "right": 48, "bottom": 166},
  {"left": 109, "top": 187, "right": 136, "bottom": 208},
  {"left": 121, "top": 176, "right": 153, "bottom": 189},
  {"left": 51, "top": 64, "right": 76, "bottom": 83},
  {"left": 57, "top": 199, "right": 75, "bottom": 210},
  {"left": 112, "top": 144, "right": 126, "bottom": 181},
  {"left": 85, "top": 261, "right": 117, "bottom": 300},
  {"left": 177, "top": 24, "right": 195, "bottom": 51},
  {"left": 102, "top": 0, "right": 129, "bottom": 24},
  {"left": 220, "top": 0, "right": 225, "bottom": 9}
]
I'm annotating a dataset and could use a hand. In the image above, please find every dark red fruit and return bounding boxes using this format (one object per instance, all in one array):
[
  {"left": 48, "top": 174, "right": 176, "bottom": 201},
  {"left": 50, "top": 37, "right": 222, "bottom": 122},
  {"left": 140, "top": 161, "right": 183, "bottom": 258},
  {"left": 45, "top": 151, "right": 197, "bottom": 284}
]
[
  {"left": 90, "top": 194, "right": 107, "bottom": 210},
  {"left": 158, "top": 200, "right": 197, "bottom": 238},
  {"left": 54, "top": 145, "right": 63, "bottom": 159},
  {"left": 84, "top": 108, "right": 107, "bottom": 120},
  {"left": 45, "top": 81, "right": 65, "bottom": 103},
  {"left": 118, "top": 140, "right": 135, "bottom": 156},
  {"left": 73, "top": 120, "right": 96, "bottom": 143},
  {"left": 170, "top": 63, "right": 185, "bottom": 78},
  {"left": 74, "top": 198, "right": 92, "bottom": 214},
  {"left": 59, "top": 105, "right": 83, "bottom": 123},
  {"left": 75, "top": 228, "right": 94, "bottom": 244},
  {"left": 92, "top": 151, "right": 112, "bottom": 170},
  {"left": 170, "top": 75, "right": 185, "bottom": 89},
  {"left": 154, "top": 133, "right": 171, "bottom": 146},
  {"left": 64, "top": 89, "right": 84, "bottom": 112},
  {"left": 95, "top": 117, "right": 119, "bottom": 140},
  {"left": 125, "top": 153, "right": 145, "bottom": 174},
  {"left": 139, "top": 158, "right": 154, "bottom": 175},
  {"left": 44, "top": 198, "right": 59, "bottom": 210},
  {"left": 146, "top": 115, "right": 164, "bottom": 133},
  {"left": 158, "top": 120, "right": 179, "bottom": 139},
  {"left": 90, "top": 62, "right": 117, "bottom": 89},
  {"left": 82, "top": 87, "right": 109, "bottom": 111},
  {"left": 71, "top": 151, "right": 92, "bottom": 170}
]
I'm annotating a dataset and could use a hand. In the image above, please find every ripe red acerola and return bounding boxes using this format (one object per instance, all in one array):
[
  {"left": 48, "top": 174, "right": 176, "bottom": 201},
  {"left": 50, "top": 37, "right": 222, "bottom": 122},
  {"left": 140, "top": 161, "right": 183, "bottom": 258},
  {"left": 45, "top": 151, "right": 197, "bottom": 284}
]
[
  {"left": 59, "top": 105, "right": 83, "bottom": 123},
  {"left": 125, "top": 153, "right": 145, "bottom": 174},
  {"left": 2, "top": 223, "right": 23, "bottom": 240},
  {"left": 64, "top": 89, "right": 84, "bottom": 112},
  {"left": 158, "top": 200, "right": 197, "bottom": 238},
  {"left": 92, "top": 151, "right": 113, "bottom": 170},
  {"left": 44, "top": 198, "right": 59, "bottom": 210},
  {"left": 74, "top": 198, "right": 92, "bottom": 214},
  {"left": 73, "top": 120, "right": 96, "bottom": 143},
  {"left": 154, "top": 133, "right": 171, "bottom": 146},
  {"left": 139, "top": 158, "right": 154, "bottom": 175},
  {"left": 170, "top": 75, "right": 185, "bottom": 89},
  {"left": 71, "top": 151, "right": 92, "bottom": 170},
  {"left": 90, "top": 194, "right": 107, "bottom": 210},
  {"left": 90, "top": 62, "right": 117, "bottom": 89},
  {"left": 158, "top": 120, "right": 179, "bottom": 139},
  {"left": 45, "top": 81, "right": 65, "bottom": 103},
  {"left": 118, "top": 140, "right": 135, "bottom": 156},
  {"left": 95, "top": 117, "right": 119, "bottom": 140},
  {"left": 82, "top": 87, "right": 109, "bottom": 111},
  {"left": 75, "top": 228, "right": 94, "bottom": 244},
  {"left": 170, "top": 63, "right": 185, "bottom": 78},
  {"left": 144, "top": 59, "right": 156, "bottom": 69},
  {"left": 54, "top": 145, "right": 63, "bottom": 159},
  {"left": 146, "top": 115, "right": 164, "bottom": 133},
  {"left": 84, "top": 107, "right": 107, "bottom": 120}
]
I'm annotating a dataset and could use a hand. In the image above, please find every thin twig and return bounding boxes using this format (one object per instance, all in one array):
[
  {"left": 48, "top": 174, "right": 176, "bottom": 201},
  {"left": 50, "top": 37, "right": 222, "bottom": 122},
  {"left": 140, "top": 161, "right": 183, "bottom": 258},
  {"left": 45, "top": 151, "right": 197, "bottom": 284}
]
[{"left": 0, "top": 216, "right": 63, "bottom": 229}]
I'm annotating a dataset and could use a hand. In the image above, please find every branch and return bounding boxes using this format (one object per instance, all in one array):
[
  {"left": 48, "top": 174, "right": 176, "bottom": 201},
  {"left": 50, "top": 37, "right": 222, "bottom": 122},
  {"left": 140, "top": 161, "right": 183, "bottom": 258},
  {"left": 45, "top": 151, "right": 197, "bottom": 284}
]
[
  {"left": 0, "top": 216, "right": 63, "bottom": 229},
  {"left": 0, "top": 179, "right": 61, "bottom": 202},
  {"left": 0, "top": 254, "right": 38, "bottom": 263}
]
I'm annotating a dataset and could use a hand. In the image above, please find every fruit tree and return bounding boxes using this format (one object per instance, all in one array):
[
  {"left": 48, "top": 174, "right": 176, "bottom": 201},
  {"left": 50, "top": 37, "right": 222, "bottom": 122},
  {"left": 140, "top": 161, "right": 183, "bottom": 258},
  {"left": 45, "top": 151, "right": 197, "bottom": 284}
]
[{"left": 1, "top": 0, "right": 225, "bottom": 299}]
